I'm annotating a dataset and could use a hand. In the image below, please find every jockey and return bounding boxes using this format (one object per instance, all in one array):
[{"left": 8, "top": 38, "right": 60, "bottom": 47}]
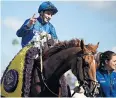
[{"left": 16, "top": 1, "right": 58, "bottom": 48}]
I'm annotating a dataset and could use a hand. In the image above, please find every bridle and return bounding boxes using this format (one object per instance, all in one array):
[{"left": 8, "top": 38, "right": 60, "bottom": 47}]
[
  {"left": 82, "top": 78, "right": 100, "bottom": 97},
  {"left": 72, "top": 51, "right": 100, "bottom": 97},
  {"left": 71, "top": 79, "right": 99, "bottom": 97},
  {"left": 82, "top": 52, "right": 100, "bottom": 97}
]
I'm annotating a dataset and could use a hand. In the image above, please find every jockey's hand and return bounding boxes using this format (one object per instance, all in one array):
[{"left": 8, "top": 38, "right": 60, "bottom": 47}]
[
  {"left": 27, "top": 14, "right": 37, "bottom": 27},
  {"left": 74, "top": 86, "right": 84, "bottom": 93}
]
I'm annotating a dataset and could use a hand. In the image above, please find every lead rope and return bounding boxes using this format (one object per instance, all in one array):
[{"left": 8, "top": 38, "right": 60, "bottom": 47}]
[
  {"left": 39, "top": 33, "right": 48, "bottom": 73},
  {"left": 39, "top": 40, "right": 43, "bottom": 73},
  {"left": 45, "top": 34, "right": 61, "bottom": 98},
  {"left": 58, "top": 87, "right": 61, "bottom": 98},
  {"left": 39, "top": 34, "right": 61, "bottom": 97}
]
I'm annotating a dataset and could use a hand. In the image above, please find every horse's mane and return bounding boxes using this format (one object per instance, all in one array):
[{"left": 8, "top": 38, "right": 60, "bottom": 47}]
[
  {"left": 43, "top": 39, "right": 80, "bottom": 60},
  {"left": 55, "top": 38, "right": 80, "bottom": 48}
]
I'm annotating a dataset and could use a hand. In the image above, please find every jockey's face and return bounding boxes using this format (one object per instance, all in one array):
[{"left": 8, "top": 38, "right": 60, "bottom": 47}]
[{"left": 41, "top": 10, "right": 53, "bottom": 23}]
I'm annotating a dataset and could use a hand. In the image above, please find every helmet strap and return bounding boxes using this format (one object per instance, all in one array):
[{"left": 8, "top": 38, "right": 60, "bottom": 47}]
[
  {"left": 40, "top": 11, "right": 43, "bottom": 16},
  {"left": 40, "top": 11, "right": 46, "bottom": 24}
]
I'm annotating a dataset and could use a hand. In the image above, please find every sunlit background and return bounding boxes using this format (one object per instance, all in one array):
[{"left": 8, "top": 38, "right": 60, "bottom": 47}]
[{"left": 1, "top": 1, "right": 116, "bottom": 91}]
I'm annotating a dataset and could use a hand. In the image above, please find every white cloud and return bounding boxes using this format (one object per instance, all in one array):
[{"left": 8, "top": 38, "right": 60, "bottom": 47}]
[
  {"left": 3, "top": 17, "right": 23, "bottom": 32},
  {"left": 85, "top": 1, "right": 115, "bottom": 9},
  {"left": 82, "top": 1, "right": 116, "bottom": 17},
  {"left": 112, "top": 46, "right": 116, "bottom": 53}
]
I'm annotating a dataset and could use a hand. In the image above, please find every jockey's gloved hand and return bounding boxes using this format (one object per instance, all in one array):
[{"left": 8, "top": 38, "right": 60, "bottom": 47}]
[{"left": 74, "top": 86, "right": 84, "bottom": 93}]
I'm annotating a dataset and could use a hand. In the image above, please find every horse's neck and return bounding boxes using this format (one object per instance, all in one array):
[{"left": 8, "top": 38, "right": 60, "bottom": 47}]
[{"left": 43, "top": 47, "right": 81, "bottom": 80}]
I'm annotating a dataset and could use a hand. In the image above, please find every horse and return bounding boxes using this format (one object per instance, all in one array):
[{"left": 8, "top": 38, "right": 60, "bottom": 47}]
[
  {"left": 1, "top": 39, "right": 99, "bottom": 97},
  {"left": 29, "top": 39, "right": 99, "bottom": 97}
]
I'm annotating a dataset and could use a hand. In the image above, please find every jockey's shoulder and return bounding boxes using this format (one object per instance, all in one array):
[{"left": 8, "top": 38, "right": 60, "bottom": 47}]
[{"left": 48, "top": 22, "right": 55, "bottom": 28}]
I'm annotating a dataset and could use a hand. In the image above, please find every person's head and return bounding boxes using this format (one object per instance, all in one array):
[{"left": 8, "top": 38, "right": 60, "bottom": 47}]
[
  {"left": 100, "top": 51, "right": 116, "bottom": 71},
  {"left": 38, "top": 1, "right": 58, "bottom": 23}
]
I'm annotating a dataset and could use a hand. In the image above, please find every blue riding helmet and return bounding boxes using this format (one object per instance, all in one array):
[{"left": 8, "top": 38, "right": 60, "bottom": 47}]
[{"left": 38, "top": 1, "right": 58, "bottom": 15}]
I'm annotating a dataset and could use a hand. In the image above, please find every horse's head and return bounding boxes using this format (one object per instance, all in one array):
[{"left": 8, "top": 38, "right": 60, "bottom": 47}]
[{"left": 72, "top": 40, "right": 99, "bottom": 97}]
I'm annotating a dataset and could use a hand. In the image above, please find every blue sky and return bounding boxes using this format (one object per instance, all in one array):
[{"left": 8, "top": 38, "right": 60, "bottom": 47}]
[{"left": 1, "top": 1, "right": 116, "bottom": 75}]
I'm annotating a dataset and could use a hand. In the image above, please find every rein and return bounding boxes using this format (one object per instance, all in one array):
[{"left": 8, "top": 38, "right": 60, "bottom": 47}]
[
  {"left": 71, "top": 51, "right": 99, "bottom": 97},
  {"left": 83, "top": 79, "right": 100, "bottom": 97},
  {"left": 36, "top": 35, "right": 60, "bottom": 97},
  {"left": 71, "top": 78, "right": 99, "bottom": 97},
  {"left": 36, "top": 66, "right": 60, "bottom": 97}
]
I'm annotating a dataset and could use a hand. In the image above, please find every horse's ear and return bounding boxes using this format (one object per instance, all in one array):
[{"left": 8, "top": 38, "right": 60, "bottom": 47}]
[
  {"left": 96, "top": 42, "right": 99, "bottom": 49},
  {"left": 80, "top": 39, "right": 84, "bottom": 50},
  {"left": 94, "top": 42, "right": 99, "bottom": 51}
]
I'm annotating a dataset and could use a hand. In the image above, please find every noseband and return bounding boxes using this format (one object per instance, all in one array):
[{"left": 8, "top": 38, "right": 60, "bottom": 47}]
[{"left": 83, "top": 78, "right": 100, "bottom": 97}]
